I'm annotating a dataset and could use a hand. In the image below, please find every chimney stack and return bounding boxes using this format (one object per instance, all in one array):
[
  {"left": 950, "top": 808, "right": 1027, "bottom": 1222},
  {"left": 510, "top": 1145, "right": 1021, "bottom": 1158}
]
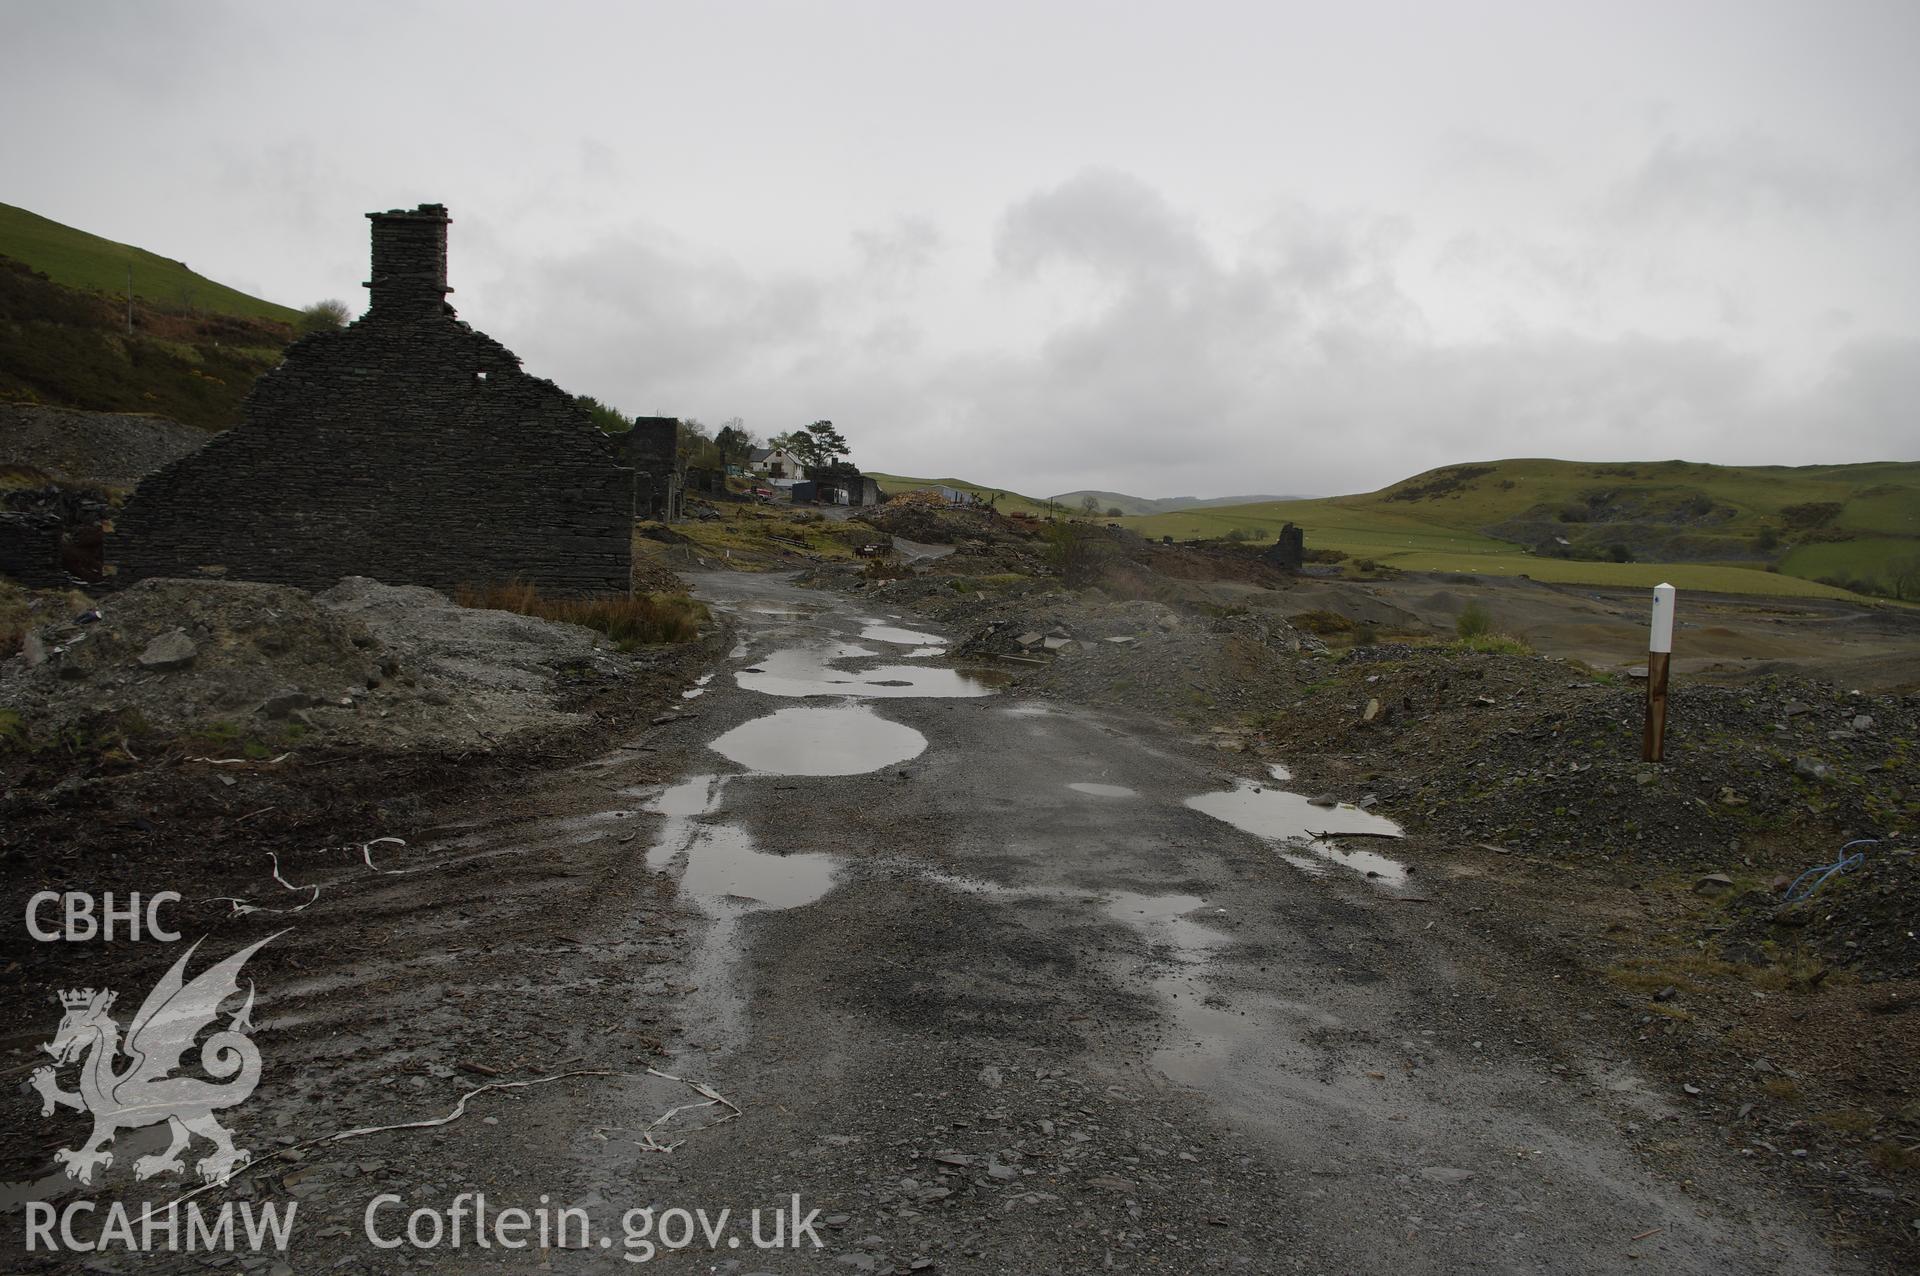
[{"left": 364, "top": 203, "right": 452, "bottom": 314}]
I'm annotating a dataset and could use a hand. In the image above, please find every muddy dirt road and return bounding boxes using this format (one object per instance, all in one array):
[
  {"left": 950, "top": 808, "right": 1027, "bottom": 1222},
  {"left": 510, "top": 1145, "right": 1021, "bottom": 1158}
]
[
  {"left": 3, "top": 569, "right": 1862, "bottom": 1273},
  {"left": 497, "top": 571, "right": 1843, "bottom": 1273}
]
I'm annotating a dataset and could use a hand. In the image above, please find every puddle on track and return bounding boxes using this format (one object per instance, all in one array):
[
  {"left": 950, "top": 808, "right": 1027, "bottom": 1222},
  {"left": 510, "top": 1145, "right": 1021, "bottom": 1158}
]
[
  {"left": 1187, "top": 780, "right": 1410, "bottom": 888},
  {"left": 649, "top": 774, "right": 727, "bottom": 817},
  {"left": 860, "top": 622, "right": 946, "bottom": 646},
  {"left": 709, "top": 706, "right": 928, "bottom": 775},
  {"left": 671, "top": 825, "right": 838, "bottom": 910},
  {"left": 682, "top": 673, "right": 716, "bottom": 700},
  {"left": 642, "top": 774, "right": 840, "bottom": 1051},
  {"left": 1102, "top": 892, "right": 1247, "bottom": 1088},
  {"left": 1068, "top": 782, "right": 1137, "bottom": 798},
  {"left": 737, "top": 645, "right": 1008, "bottom": 698}
]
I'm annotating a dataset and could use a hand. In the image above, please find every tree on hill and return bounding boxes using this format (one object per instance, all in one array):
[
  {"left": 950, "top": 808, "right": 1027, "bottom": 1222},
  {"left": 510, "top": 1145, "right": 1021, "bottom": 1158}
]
[{"left": 297, "top": 299, "right": 351, "bottom": 334}]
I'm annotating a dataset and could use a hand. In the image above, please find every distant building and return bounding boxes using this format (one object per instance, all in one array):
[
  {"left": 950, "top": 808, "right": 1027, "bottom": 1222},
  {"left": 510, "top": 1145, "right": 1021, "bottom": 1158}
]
[
  {"left": 756, "top": 448, "right": 804, "bottom": 479},
  {"left": 805, "top": 463, "right": 883, "bottom": 507},
  {"left": 627, "top": 417, "right": 682, "bottom": 521}
]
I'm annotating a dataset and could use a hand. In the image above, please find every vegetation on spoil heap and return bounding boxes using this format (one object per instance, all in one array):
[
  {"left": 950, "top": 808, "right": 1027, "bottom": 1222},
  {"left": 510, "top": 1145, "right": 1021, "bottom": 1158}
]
[
  {"left": 0, "top": 254, "right": 290, "bottom": 431},
  {"left": 454, "top": 579, "right": 707, "bottom": 648}
]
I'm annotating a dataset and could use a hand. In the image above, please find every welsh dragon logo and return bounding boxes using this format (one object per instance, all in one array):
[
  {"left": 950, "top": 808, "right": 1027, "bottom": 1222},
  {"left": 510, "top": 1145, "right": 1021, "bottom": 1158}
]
[{"left": 31, "top": 934, "right": 279, "bottom": 1187}]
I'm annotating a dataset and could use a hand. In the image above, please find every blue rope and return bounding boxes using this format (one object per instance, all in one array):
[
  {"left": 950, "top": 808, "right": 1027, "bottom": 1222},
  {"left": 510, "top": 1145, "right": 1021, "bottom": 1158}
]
[{"left": 1782, "top": 838, "right": 1878, "bottom": 903}]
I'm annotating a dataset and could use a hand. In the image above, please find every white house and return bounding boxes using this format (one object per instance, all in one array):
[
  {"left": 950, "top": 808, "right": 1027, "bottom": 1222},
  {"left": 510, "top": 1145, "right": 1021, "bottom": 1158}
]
[{"left": 750, "top": 447, "right": 805, "bottom": 480}]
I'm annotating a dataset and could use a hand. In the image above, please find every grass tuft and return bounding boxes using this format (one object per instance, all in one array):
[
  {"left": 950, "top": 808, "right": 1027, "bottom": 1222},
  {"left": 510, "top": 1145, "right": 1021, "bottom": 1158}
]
[
  {"left": 1453, "top": 632, "right": 1534, "bottom": 656},
  {"left": 455, "top": 580, "right": 707, "bottom": 648}
]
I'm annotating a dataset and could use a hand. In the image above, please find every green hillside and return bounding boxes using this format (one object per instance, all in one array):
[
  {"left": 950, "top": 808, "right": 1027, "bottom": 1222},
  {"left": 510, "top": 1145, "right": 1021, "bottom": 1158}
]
[
  {"left": 1113, "top": 458, "right": 1918, "bottom": 601},
  {"left": 0, "top": 257, "right": 291, "bottom": 432},
  {"left": 0, "top": 202, "right": 300, "bottom": 325}
]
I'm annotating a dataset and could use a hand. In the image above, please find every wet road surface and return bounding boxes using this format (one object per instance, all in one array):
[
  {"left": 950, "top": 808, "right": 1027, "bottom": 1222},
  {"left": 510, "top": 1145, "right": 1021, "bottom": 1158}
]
[
  {"left": 495, "top": 571, "right": 1837, "bottom": 1273},
  {"left": 7, "top": 569, "right": 1845, "bottom": 1273}
]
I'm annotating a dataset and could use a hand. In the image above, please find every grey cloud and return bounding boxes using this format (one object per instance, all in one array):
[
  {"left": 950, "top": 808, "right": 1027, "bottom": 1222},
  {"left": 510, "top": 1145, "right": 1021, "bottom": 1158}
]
[
  {"left": 995, "top": 169, "right": 1206, "bottom": 282},
  {"left": 1609, "top": 131, "right": 1871, "bottom": 226},
  {"left": 469, "top": 163, "right": 1913, "bottom": 499},
  {"left": 852, "top": 217, "right": 942, "bottom": 279}
]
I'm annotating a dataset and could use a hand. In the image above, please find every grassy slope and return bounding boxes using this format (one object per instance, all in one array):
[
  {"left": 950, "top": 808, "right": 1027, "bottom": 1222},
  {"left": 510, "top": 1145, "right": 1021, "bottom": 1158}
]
[
  {"left": 1113, "top": 458, "right": 1917, "bottom": 600},
  {"left": 0, "top": 202, "right": 300, "bottom": 325},
  {"left": 0, "top": 257, "right": 289, "bottom": 432}
]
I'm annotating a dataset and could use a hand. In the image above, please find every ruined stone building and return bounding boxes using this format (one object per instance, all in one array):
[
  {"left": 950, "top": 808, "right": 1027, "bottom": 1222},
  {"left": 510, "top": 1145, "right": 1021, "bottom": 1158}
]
[
  {"left": 116, "top": 205, "right": 633, "bottom": 594},
  {"left": 626, "top": 417, "right": 683, "bottom": 520},
  {"left": 1264, "top": 522, "right": 1305, "bottom": 571}
]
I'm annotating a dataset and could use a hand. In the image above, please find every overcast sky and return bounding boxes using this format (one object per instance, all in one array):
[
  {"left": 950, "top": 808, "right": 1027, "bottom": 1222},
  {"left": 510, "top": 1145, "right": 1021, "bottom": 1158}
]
[{"left": 5, "top": 1, "right": 1916, "bottom": 498}]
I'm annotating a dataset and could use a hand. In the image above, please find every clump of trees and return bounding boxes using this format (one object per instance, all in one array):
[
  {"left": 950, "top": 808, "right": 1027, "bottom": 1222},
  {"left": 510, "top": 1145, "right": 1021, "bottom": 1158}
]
[
  {"left": 769, "top": 420, "right": 851, "bottom": 468},
  {"left": 1818, "top": 554, "right": 1920, "bottom": 601},
  {"left": 297, "top": 299, "right": 351, "bottom": 334},
  {"left": 574, "top": 395, "right": 633, "bottom": 434}
]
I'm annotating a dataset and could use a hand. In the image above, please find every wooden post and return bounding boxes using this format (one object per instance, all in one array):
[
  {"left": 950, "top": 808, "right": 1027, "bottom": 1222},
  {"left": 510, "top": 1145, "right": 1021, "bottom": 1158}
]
[{"left": 1643, "top": 582, "right": 1675, "bottom": 762}]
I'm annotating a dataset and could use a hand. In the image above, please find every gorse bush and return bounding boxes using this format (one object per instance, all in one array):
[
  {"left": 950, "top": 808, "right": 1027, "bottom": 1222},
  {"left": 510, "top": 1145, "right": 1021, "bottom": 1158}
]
[
  {"left": 454, "top": 581, "right": 706, "bottom": 648},
  {"left": 1455, "top": 601, "right": 1493, "bottom": 639},
  {"left": 1043, "top": 519, "right": 1103, "bottom": 586}
]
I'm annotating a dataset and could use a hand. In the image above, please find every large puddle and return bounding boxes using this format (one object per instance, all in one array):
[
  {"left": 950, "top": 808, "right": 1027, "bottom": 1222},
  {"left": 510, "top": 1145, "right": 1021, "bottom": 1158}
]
[
  {"left": 668, "top": 825, "right": 838, "bottom": 910},
  {"left": 737, "top": 645, "right": 1007, "bottom": 699},
  {"left": 1103, "top": 892, "right": 1244, "bottom": 1088},
  {"left": 1186, "top": 780, "right": 1409, "bottom": 887},
  {"left": 709, "top": 706, "right": 928, "bottom": 775},
  {"left": 860, "top": 622, "right": 946, "bottom": 646},
  {"left": 645, "top": 775, "right": 837, "bottom": 908},
  {"left": 642, "top": 771, "right": 840, "bottom": 1053}
]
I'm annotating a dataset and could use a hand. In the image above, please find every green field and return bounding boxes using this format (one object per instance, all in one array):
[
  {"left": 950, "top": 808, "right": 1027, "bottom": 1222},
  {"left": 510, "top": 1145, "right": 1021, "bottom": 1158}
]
[
  {"left": 872, "top": 457, "right": 1914, "bottom": 601},
  {"left": 1100, "top": 458, "right": 1920, "bottom": 600},
  {"left": 0, "top": 202, "right": 300, "bottom": 324}
]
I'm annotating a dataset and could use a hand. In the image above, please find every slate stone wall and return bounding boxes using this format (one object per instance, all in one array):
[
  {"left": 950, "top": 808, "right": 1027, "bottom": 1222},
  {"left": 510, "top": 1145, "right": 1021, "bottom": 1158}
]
[
  {"left": 114, "top": 206, "right": 633, "bottom": 595},
  {"left": 0, "top": 513, "right": 66, "bottom": 587}
]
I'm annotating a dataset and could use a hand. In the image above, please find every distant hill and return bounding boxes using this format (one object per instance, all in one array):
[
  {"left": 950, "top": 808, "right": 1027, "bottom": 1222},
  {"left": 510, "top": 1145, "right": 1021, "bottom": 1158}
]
[
  {"left": 0, "top": 203, "right": 301, "bottom": 325},
  {"left": 1051, "top": 490, "right": 1301, "bottom": 516},
  {"left": 863, "top": 473, "right": 1057, "bottom": 517},
  {"left": 1113, "top": 457, "right": 1919, "bottom": 601}
]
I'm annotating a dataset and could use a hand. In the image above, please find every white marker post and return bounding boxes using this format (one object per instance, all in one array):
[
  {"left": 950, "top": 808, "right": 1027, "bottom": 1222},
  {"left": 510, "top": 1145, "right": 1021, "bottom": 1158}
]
[{"left": 1643, "top": 583, "right": 1676, "bottom": 762}]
